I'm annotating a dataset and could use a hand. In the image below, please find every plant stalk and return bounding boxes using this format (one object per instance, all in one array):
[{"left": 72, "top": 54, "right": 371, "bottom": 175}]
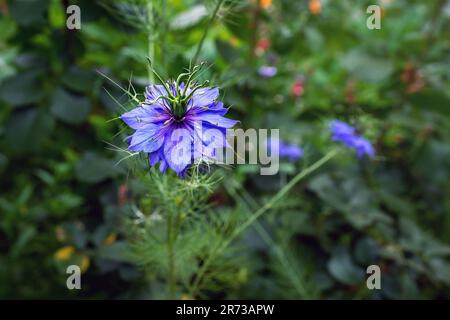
[
  {"left": 147, "top": 1, "right": 155, "bottom": 84},
  {"left": 167, "top": 211, "right": 176, "bottom": 299},
  {"left": 189, "top": 149, "right": 338, "bottom": 296},
  {"left": 192, "top": 0, "right": 224, "bottom": 65}
]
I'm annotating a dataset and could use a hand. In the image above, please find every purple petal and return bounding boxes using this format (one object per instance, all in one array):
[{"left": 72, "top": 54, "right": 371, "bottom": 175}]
[
  {"left": 148, "top": 150, "right": 162, "bottom": 166},
  {"left": 270, "top": 138, "right": 304, "bottom": 162},
  {"left": 258, "top": 66, "right": 277, "bottom": 78},
  {"left": 121, "top": 105, "right": 170, "bottom": 129},
  {"left": 189, "top": 101, "right": 228, "bottom": 116},
  {"left": 353, "top": 137, "right": 375, "bottom": 158},
  {"left": 190, "top": 111, "right": 239, "bottom": 129},
  {"left": 145, "top": 85, "right": 169, "bottom": 102},
  {"left": 159, "top": 159, "right": 169, "bottom": 173},
  {"left": 128, "top": 123, "right": 164, "bottom": 153},
  {"left": 191, "top": 87, "right": 219, "bottom": 107},
  {"left": 163, "top": 127, "right": 193, "bottom": 174}
]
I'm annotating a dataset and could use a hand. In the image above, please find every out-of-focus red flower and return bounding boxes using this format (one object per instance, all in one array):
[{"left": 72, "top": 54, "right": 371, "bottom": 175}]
[
  {"left": 257, "top": 38, "right": 270, "bottom": 51},
  {"left": 345, "top": 81, "right": 357, "bottom": 104},
  {"left": 255, "top": 38, "right": 270, "bottom": 56},
  {"left": 401, "top": 63, "right": 425, "bottom": 94},
  {"left": 118, "top": 183, "right": 128, "bottom": 206},
  {"left": 291, "top": 79, "right": 305, "bottom": 98},
  {"left": 0, "top": 2, "right": 8, "bottom": 14},
  {"left": 209, "top": 191, "right": 228, "bottom": 207}
]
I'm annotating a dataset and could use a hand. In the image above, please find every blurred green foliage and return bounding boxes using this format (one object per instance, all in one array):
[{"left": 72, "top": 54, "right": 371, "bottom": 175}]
[{"left": 0, "top": 0, "right": 450, "bottom": 299}]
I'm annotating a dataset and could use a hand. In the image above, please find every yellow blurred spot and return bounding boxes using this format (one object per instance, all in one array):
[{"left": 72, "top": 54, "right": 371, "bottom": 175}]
[
  {"left": 229, "top": 36, "right": 239, "bottom": 47},
  {"left": 237, "top": 268, "right": 248, "bottom": 284},
  {"left": 180, "top": 294, "right": 194, "bottom": 300},
  {"left": 54, "top": 246, "right": 75, "bottom": 261},
  {"left": 260, "top": 0, "right": 272, "bottom": 9},
  {"left": 103, "top": 233, "right": 117, "bottom": 246},
  {"left": 80, "top": 256, "right": 90, "bottom": 273},
  {"left": 309, "top": 0, "right": 321, "bottom": 15},
  {"left": 175, "top": 196, "right": 183, "bottom": 206}
]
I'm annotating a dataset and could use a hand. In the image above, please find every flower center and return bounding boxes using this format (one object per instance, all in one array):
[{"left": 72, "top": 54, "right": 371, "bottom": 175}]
[{"left": 171, "top": 98, "right": 187, "bottom": 121}]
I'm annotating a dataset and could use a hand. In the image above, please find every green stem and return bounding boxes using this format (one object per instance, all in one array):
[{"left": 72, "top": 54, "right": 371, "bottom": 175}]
[
  {"left": 167, "top": 212, "right": 176, "bottom": 299},
  {"left": 192, "top": 0, "right": 224, "bottom": 65},
  {"left": 167, "top": 205, "right": 184, "bottom": 299},
  {"left": 224, "top": 181, "right": 308, "bottom": 298},
  {"left": 160, "top": 0, "right": 167, "bottom": 68},
  {"left": 189, "top": 149, "right": 338, "bottom": 296},
  {"left": 147, "top": 1, "right": 155, "bottom": 84}
]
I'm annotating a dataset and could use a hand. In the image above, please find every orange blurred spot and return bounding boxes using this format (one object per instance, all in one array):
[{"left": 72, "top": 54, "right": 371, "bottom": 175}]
[
  {"left": 309, "top": 0, "right": 321, "bottom": 15},
  {"left": 260, "top": 0, "right": 272, "bottom": 9}
]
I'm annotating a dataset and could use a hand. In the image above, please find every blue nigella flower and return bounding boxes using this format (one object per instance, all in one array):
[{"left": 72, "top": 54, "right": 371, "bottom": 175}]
[
  {"left": 330, "top": 120, "right": 375, "bottom": 159},
  {"left": 269, "top": 138, "right": 304, "bottom": 162},
  {"left": 121, "top": 68, "right": 238, "bottom": 176},
  {"left": 258, "top": 66, "right": 277, "bottom": 78}
]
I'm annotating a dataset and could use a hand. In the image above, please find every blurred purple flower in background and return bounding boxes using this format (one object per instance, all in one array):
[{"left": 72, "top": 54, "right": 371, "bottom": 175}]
[
  {"left": 269, "top": 138, "right": 304, "bottom": 162},
  {"left": 330, "top": 120, "right": 375, "bottom": 159},
  {"left": 258, "top": 66, "right": 277, "bottom": 78}
]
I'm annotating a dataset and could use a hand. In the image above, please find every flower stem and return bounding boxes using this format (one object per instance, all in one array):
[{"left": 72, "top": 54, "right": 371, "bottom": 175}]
[
  {"left": 167, "top": 211, "right": 176, "bottom": 299},
  {"left": 224, "top": 180, "right": 309, "bottom": 298},
  {"left": 189, "top": 149, "right": 339, "bottom": 297},
  {"left": 147, "top": 1, "right": 155, "bottom": 84},
  {"left": 192, "top": 0, "right": 224, "bottom": 65}
]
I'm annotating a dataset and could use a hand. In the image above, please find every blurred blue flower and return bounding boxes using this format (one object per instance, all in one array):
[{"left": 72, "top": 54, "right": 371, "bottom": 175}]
[
  {"left": 330, "top": 120, "right": 375, "bottom": 159},
  {"left": 269, "top": 138, "right": 304, "bottom": 162},
  {"left": 121, "top": 81, "right": 238, "bottom": 176},
  {"left": 258, "top": 66, "right": 277, "bottom": 78}
]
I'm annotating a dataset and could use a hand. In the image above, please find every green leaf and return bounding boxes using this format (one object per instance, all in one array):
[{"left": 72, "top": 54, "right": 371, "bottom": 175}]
[
  {"left": 407, "top": 89, "right": 450, "bottom": 117},
  {"left": 170, "top": 5, "right": 208, "bottom": 30},
  {"left": 5, "top": 108, "right": 54, "bottom": 153},
  {"left": 48, "top": 0, "right": 65, "bottom": 29},
  {"left": 11, "top": 226, "right": 36, "bottom": 258},
  {"left": 0, "top": 15, "right": 17, "bottom": 41},
  {"left": 61, "top": 67, "right": 97, "bottom": 93},
  {"left": 0, "top": 71, "right": 44, "bottom": 107},
  {"left": 75, "top": 152, "right": 121, "bottom": 184},
  {"left": 354, "top": 238, "right": 379, "bottom": 265},
  {"left": 0, "top": 48, "right": 17, "bottom": 83},
  {"left": 341, "top": 49, "right": 394, "bottom": 83},
  {"left": 97, "top": 241, "right": 134, "bottom": 263},
  {"left": 9, "top": 0, "right": 50, "bottom": 27},
  {"left": 327, "top": 247, "right": 365, "bottom": 285},
  {"left": 50, "top": 88, "right": 91, "bottom": 125}
]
